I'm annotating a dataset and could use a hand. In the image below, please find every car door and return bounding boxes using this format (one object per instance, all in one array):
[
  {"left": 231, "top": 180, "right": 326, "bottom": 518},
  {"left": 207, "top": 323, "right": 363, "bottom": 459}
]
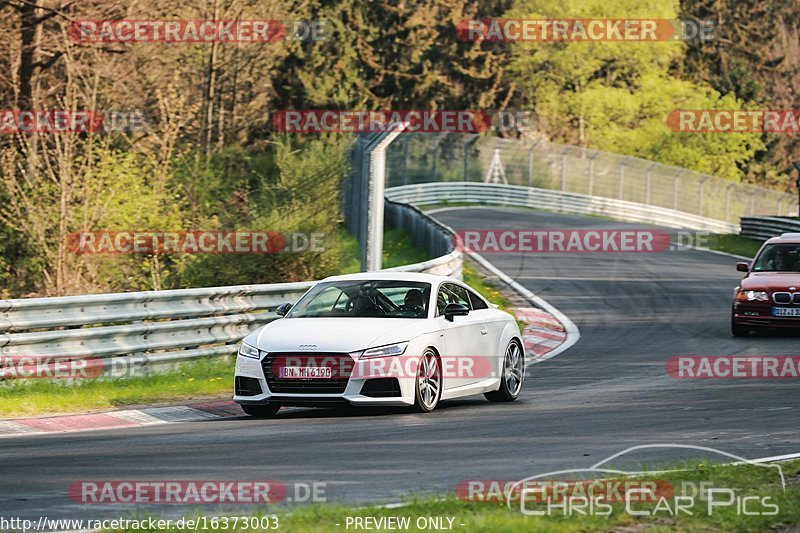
[
  {"left": 465, "top": 287, "right": 505, "bottom": 379},
  {"left": 435, "top": 283, "right": 492, "bottom": 389}
]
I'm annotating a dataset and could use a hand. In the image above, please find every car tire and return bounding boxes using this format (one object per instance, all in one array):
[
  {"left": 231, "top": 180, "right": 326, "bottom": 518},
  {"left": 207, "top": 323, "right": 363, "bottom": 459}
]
[
  {"left": 241, "top": 403, "right": 281, "bottom": 417},
  {"left": 731, "top": 311, "right": 748, "bottom": 337},
  {"left": 485, "top": 340, "right": 524, "bottom": 403},
  {"left": 413, "top": 349, "right": 442, "bottom": 413}
]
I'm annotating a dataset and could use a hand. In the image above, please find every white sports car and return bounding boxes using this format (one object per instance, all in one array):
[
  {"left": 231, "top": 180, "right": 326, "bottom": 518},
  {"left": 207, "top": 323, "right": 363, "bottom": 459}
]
[{"left": 234, "top": 272, "right": 524, "bottom": 416}]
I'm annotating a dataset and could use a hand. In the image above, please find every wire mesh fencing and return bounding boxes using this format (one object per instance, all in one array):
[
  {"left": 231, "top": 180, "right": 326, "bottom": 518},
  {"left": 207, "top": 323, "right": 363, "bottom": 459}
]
[{"left": 383, "top": 133, "right": 798, "bottom": 226}]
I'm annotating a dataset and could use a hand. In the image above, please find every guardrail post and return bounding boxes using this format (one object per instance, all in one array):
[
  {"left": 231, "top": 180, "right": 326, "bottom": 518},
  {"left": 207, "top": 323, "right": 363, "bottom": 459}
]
[
  {"left": 431, "top": 142, "right": 438, "bottom": 180},
  {"left": 724, "top": 183, "right": 735, "bottom": 221},
  {"left": 698, "top": 177, "right": 708, "bottom": 217},
  {"left": 402, "top": 136, "right": 410, "bottom": 185},
  {"left": 463, "top": 141, "right": 469, "bottom": 181},
  {"left": 673, "top": 172, "right": 681, "bottom": 210},
  {"left": 527, "top": 144, "right": 535, "bottom": 187},
  {"left": 364, "top": 124, "right": 408, "bottom": 271}
]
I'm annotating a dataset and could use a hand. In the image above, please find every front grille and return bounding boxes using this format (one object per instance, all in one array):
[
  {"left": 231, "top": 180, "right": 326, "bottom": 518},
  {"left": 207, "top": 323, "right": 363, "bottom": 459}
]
[
  {"left": 773, "top": 292, "right": 791, "bottom": 304},
  {"left": 793, "top": 293, "right": 800, "bottom": 304},
  {"left": 262, "top": 353, "right": 353, "bottom": 394},
  {"left": 235, "top": 376, "right": 263, "bottom": 396}
]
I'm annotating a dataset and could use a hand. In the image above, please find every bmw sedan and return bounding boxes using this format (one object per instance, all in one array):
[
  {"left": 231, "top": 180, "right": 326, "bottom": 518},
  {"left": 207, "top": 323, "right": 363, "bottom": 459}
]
[
  {"left": 234, "top": 272, "right": 524, "bottom": 416},
  {"left": 732, "top": 233, "right": 800, "bottom": 335}
]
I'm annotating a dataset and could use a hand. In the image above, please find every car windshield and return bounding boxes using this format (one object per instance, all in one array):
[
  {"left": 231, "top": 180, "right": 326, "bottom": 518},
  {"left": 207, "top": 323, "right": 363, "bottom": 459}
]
[
  {"left": 752, "top": 244, "right": 800, "bottom": 272},
  {"left": 287, "top": 280, "right": 432, "bottom": 318}
]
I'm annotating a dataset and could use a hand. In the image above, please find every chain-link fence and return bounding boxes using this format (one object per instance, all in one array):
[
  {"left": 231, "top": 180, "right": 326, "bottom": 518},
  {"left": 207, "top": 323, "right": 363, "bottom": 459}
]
[{"left": 384, "top": 133, "right": 798, "bottom": 225}]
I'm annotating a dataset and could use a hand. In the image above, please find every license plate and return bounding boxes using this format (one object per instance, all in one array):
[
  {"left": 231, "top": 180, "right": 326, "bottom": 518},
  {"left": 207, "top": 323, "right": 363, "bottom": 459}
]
[
  {"left": 772, "top": 307, "right": 800, "bottom": 317},
  {"left": 279, "top": 366, "right": 332, "bottom": 379}
]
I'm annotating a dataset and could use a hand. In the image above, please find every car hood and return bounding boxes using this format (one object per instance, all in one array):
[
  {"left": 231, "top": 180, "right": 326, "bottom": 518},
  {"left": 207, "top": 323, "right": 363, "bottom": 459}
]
[
  {"left": 740, "top": 272, "right": 800, "bottom": 291},
  {"left": 243, "top": 317, "right": 437, "bottom": 353}
]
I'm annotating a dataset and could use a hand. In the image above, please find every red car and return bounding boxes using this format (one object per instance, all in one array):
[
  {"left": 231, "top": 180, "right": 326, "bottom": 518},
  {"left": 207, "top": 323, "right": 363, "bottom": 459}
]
[{"left": 732, "top": 233, "right": 800, "bottom": 336}]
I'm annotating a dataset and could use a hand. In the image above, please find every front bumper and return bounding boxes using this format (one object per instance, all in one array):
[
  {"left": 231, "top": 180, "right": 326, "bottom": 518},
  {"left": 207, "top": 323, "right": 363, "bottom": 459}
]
[
  {"left": 233, "top": 353, "right": 415, "bottom": 407},
  {"left": 733, "top": 302, "right": 800, "bottom": 329}
]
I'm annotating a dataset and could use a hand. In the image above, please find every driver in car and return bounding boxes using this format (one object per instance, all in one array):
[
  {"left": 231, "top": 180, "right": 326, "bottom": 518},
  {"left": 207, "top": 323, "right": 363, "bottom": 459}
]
[
  {"left": 765, "top": 248, "right": 792, "bottom": 271},
  {"left": 403, "top": 288, "right": 426, "bottom": 317}
]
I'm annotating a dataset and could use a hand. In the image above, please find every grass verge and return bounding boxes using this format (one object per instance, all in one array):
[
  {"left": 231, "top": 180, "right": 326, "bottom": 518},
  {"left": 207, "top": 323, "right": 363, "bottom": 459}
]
[
  {"left": 0, "top": 357, "right": 234, "bottom": 418},
  {"left": 104, "top": 459, "right": 800, "bottom": 532},
  {"left": 708, "top": 234, "right": 763, "bottom": 259}
]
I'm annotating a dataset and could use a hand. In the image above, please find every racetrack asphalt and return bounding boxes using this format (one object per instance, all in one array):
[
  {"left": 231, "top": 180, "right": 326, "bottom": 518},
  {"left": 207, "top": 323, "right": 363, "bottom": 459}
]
[{"left": 2, "top": 207, "right": 798, "bottom": 522}]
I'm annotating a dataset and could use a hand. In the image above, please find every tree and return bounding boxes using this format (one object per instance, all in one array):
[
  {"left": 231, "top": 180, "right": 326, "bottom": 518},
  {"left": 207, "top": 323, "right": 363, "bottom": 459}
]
[{"left": 507, "top": 0, "right": 763, "bottom": 181}]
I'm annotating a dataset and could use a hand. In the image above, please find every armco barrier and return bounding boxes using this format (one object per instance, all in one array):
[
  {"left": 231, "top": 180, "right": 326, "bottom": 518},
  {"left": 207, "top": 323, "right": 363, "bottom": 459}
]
[
  {"left": 385, "top": 182, "right": 740, "bottom": 234},
  {"left": 740, "top": 216, "right": 800, "bottom": 242}
]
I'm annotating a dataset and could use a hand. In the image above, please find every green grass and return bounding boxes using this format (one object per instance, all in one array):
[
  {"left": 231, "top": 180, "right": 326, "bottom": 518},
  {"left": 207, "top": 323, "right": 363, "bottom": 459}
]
[
  {"left": 0, "top": 357, "right": 234, "bottom": 418},
  {"left": 339, "top": 228, "right": 430, "bottom": 273},
  {"left": 707, "top": 234, "right": 763, "bottom": 259},
  {"left": 103, "top": 459, "right": 800, "bottom": 532}
]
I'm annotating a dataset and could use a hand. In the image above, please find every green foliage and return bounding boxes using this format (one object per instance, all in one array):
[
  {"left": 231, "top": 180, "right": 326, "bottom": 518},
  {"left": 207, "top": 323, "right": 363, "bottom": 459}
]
[
  {"left": 508, "top": 0, "right": 764, "bottom": 181},
  {"left": 272, "top": 0, "right": 514, "bottom": 109},
  {"left": 165, "top": 137, "right": 353, "bottom": 287}
]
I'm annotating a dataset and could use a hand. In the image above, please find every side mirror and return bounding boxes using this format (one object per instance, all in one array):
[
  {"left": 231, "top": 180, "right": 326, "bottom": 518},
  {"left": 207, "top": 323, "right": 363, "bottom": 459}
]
[
  {"left": 276, "top": 302, "right": 293, "bottom": 317},
  {"left": 444, "top": 303, "right": 470, "bottom": 321},
  {"left": 736, "top": 262, "right": 750, "bottom": 273}
]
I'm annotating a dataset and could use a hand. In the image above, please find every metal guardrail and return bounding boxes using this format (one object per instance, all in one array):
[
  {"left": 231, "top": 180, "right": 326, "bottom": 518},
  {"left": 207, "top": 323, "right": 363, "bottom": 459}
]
[
  {"left": 0, "top": 282, "right": 314, "bottom": 372},
  {"left": 385, "top": 182, "right": 739, "bottom": 234},
  {"left": 384, "top": 199, "right": 462, "bottom": 278},
  {"left": 740, "top": 216, "right": 800, "bottom": 242},
  {"left": 0, "top": 204, "right": 462, "bottom": 375}
]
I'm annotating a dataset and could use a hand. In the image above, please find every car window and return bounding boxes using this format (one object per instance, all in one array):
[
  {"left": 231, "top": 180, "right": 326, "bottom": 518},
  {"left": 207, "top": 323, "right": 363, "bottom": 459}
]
[
  {"left": 468, "top": 290, "right": 489, "bottom": 310},
  {"left": 289, "top": 280, "right": 431, "bottom": 318},
  {"left": 303, "top": 286, "right": 344, "bottom": 314},
  {"left": 436, "top": 283, "right": 471, "bottom": 316},
  {"left": 753, "top": 244, "right": 800, "bottom": 272}
]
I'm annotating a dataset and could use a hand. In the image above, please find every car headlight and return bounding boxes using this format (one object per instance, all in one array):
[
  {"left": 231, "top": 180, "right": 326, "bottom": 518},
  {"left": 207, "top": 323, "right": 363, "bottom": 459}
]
[
  {"left": 737, "top": 290, "right": 769, "bottom": 302},
  {"left": 238, "top": 342, "right": 261, "bottom": 359},
  {"left": 360, "top": 342, "right": 408, "bottom": 359}
]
